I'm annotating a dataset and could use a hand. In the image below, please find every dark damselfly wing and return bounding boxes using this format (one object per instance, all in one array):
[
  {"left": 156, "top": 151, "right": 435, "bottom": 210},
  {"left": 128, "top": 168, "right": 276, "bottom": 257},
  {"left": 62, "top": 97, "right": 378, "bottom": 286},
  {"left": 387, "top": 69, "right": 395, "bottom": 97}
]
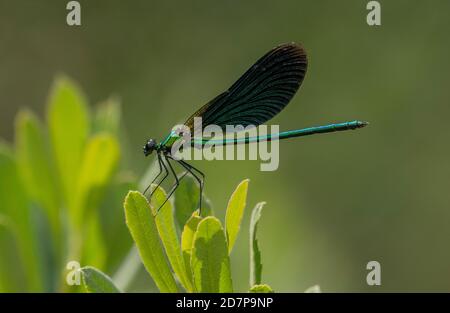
[{"left": 184, "top": 43, "right": 307, "bottom": 133}]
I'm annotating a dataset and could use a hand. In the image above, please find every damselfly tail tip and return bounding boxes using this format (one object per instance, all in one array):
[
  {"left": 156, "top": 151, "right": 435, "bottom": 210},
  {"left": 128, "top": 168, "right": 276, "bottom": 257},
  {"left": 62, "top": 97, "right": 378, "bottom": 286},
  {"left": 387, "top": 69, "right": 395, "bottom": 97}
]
[{"left": 357, "top": 120, "right": 369, "bottom": 128}]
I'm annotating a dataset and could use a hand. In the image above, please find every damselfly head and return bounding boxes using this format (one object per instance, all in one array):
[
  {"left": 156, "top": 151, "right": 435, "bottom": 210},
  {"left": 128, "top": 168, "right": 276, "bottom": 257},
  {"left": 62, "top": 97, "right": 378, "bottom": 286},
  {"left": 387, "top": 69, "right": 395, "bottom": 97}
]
[{"left": 143, "top": 139, "right": 157, "bottom": 156}]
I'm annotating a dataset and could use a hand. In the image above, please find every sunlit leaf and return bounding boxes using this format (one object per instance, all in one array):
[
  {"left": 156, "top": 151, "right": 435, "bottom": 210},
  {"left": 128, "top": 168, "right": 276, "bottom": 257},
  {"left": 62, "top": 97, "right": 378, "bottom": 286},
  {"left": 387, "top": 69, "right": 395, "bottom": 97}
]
[
  {"left": 181, "top": 211, "right": 202, "bottom": 291},
  {"left": 81, "top": 214, "right": 107, "bottom": 269},
  {"left": 75, "top": 134, "right": 120, "bottom": 226},
  {"left": 80, "top": 266, "right": 121, "bottom": 293},
  {"left": 249, "top": 284, "right": 274, "bottom": 293},
  {"left": 0, "top": 215, "right": 26, "bottom": 292},
  {"left": 47, "top": 76, "right": 90, "bottom": 216},
  {"left": 151, "top": 185, "right": 193, "bottom": 292},
  {"left": 225, "top": 179, "right": 249, "bottom": 253},
  {"left": 0, "top": 144, "right": 43, "bottom": 291},
  {"left": 124, "top": 191, "right": 178, "bottom": 292},
  {"left": 15, "top": 110, "right": 61, "bottom": 245},
  {"left": 249, "top": 202, "right": 265, "bottom": 287},
  {"left": 174, "top": 174, "right": 213, "bottom": 230},
  {"left": 191, "top": 216, "right": 233, "bottom": 293},
  {"left": 201, "top": 196, "right": 214, "bottom": 218},
  {"left": 174, "top": 175, "right": 200, "bottom": 229},
  {"left": 100, "top": 177, "right": 136, "bottom": 273},
  {"left": 93, "top": 97, "right": 121, "bottom": 135}
]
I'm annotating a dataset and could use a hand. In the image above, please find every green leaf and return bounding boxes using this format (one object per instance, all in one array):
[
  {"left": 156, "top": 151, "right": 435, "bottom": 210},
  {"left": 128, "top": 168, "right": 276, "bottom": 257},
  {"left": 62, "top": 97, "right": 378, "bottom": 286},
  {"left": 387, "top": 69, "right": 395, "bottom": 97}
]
[
  {"left": 249, "top": 284, "right": 274, "bottom": 293},
  {"left": 181, "top": 211, "right": 202, "bottom": 291},
  {"left": 249, "top": 202, "right": 265, "bottom": 287},
  {"left": 100, "top": 177, "right": 136, "bottom": 273},
  {"left": 47, "top": 76, "right": 89, "bottom": 217},
  {"left": 225, "top": 179, "right": 249, "bottom": 253},
  {"left": 93, "top": 97, "right": 121, "bottom": 135},
  {"left": 92, "top": 97, "right": 134, "bottom": 169},
  {"left": 75, "top": 134, "right": 120, "bottom": 226},
  {"left": 305, "top": 285, "right": 321, "bottom": 293},
  {"left": 73, "top": 134, "right": 119, "bottom": 270},
  {"left": 201, "top": 196, "right": 214, "bottom": 218},
  {"left": 0, "top": 215, "right": 26, "bottom": 292},
  {"left": 80, "top": 266, "right": 121, "bottom": 293},
  {"left": 81, "top": 214, "right": 107, "bottom": 269},
  {"left": 124, "top": 191, "right": 178, "bottom": 293},
  {"left": 15, "top": 110, "right": 61, "bottom": 241},
  {"left": 0, "top": 144, "right": 43, "bottom": 291},
  {"left": 150, "top": 185, "right": 193, "bottom": 292},
  {"left": 174, "top": 175, "right": 200, "bottom": 229},
  {"left": 191, "top": 216, "right": 233, "bottom": 293},
  {"left": 174, "top": 174, "right": 214, "bottom": 230}
]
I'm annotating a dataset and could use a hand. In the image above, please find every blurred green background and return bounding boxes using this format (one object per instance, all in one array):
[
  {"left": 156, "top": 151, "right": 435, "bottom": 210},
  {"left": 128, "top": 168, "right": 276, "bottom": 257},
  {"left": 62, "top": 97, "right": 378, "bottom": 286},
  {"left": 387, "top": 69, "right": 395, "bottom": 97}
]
[{"left": 1, "top": 0, "right": 450, "bottom": 292}]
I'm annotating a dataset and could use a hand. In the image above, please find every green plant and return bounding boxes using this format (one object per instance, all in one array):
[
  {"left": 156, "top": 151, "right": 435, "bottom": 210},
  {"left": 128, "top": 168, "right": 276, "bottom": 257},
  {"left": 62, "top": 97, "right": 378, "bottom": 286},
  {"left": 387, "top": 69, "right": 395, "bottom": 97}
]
[
  {"left": 81, "top": 178, "right": 280, "bottom": 293},
  {"left": 0, "top": 76, "right": 133, "bottom": 292},
  {"left": 0, "top": 76, "right": 318, "bottom": 293}
]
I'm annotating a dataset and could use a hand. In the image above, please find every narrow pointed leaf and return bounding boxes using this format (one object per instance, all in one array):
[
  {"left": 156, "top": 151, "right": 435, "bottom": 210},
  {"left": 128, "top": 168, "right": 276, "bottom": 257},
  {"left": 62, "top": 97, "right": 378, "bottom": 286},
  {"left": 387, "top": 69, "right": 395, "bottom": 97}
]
[
  {"left": 47, "top": 76, "right": 89, "bottom": 215},
  {"left": 151, "top": 185, "right": 193, "bottom": 292},
  {"left": 124, "top": 191, "right": 178, "bottom": 292},
  {"left": 93, "top": 97, "right": 121, "bottom": 135},
  {"left": 80, "top": 266, "right": 121, "bottom": 293},
  {"left": 0, "top": 216, "right": 26, "bottom": 292},
  {"left": 191, "top": 216, "right": 233, "bottom": 293},
  {"left": 100, "top": 178, "right": 136, "bottom": 273},
  {"left": 75, "top": 134, "right": 120, "bottom": 226},
  {"left": 225, "top": 179, "right": 249, "bottom": 253},
  {"left": 81, "top": 214, "right": 107, "bottom": 269},
  {"left": 75, "top": 134, "right": 119, "bottom": 270},
  {"left": 15, "top": 110, "right": 60, "bottom": 242},
  {"left": 181, "top": 211, "right": 202, "bottom": 290},
  {"left": 250, "top": 202, "right": 265, "bottom": 287},
  {"left": 0, "top": 144, "right": 43, "bottom": 291},
  {"left": 174, "top": 175, "right": 200, "bottom": 229}
]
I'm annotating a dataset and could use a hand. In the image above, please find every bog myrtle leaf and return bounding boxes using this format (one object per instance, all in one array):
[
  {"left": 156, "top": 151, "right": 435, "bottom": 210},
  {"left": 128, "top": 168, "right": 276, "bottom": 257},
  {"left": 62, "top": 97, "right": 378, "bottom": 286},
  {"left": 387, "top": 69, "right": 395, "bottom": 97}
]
[
  {"left": 0, "top": 144, "right": 43, "bottom": 291},
  {"left": 0, "top": 215, "right": 26, "bottom": 292},
  {"left": 47, "top": 76, "right": 89, "bottom": 214},
  {"left": 174, "top": 174, "right": 214, "bottom": 229},
  {"left": 225, "top": 179, "right": 249, "bottom": 254},
  {"left": 93, "top": 97, "right": 121, "bottom": 135},
  {"left": 124, "top": 191, "right": 178, "bottom": 293},
  {"left": 75, "top": 134, "right": 120, "bottom": 226},
  {"left": 181, "top": 211, "right": 202, "bottom": 290},
  {"left": 81, "top": 214, "right": 107, "bottom": 269},
  {"left": 174, "top": 174, "right": 200, "bottom": 229},
  {"left": 191, "top": 216, "right": 233, "bottom": 293},
  {"left": 151, "top": 185, "right": 193, "bottom": 292},
  {"left": 249, "top": 202, "right": 265, "bottom": 287},
  {"left": 201, "top": 196, "right": 214, "bottom": 218},
  {"left": 74, "top": 134, "right": 119, "bottom": 270},
  {"left": 15, "top": 110, "right": 60, "bottom": 241},
  {"left": 80, "top": 266, "right": 121, "bottom": 293},
  {"left": 100, "top": 179, "right": 136, "bottom": 273},
  {"left": 305, "top": 285, "right": 321, "bottom": 293},
  {"left": 249, "top": 284, "right": 274, "bottom": 293}
]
